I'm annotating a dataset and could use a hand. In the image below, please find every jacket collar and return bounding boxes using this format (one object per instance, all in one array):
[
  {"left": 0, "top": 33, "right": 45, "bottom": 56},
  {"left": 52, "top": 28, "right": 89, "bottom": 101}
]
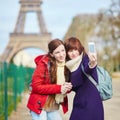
[{"left": 34, "top": 54, "right": 49, "bottom": 65}]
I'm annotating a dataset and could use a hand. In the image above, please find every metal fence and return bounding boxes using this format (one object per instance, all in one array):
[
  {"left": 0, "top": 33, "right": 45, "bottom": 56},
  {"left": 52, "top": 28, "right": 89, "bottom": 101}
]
[{"left": 0, "top": 62, "right": 34, "bottom": 120}]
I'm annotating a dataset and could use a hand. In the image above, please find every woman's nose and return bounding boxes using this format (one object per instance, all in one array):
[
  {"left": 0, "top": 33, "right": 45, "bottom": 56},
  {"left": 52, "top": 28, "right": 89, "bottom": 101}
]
[{"left": 72, "top": 50, "right": 76, "bottom": 54}]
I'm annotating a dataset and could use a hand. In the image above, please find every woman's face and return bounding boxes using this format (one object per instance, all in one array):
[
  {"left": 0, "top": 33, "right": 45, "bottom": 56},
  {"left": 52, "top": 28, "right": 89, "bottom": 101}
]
[
  {"left": 51, "top": 44, "right": 66, "bottom": 63},
  {"left": 68, "top": 49, "right": 80, "bottom": 60}
]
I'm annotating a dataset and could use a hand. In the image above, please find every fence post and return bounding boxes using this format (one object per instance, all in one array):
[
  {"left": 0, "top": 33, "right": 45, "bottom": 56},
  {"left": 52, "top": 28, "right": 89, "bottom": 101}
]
[
  {"left": 4, "top": 62, "right": 8, "bottom": 120},
  {"left": 14, "top": 67, "right": 17, "bottom": 111}
]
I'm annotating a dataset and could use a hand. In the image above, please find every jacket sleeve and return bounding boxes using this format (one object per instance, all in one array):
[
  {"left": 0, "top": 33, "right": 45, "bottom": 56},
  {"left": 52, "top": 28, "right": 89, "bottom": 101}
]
[
  {"left": 82, "top": 55, "right": 96, "bottom": 73},
  {"left": 82, "top": 54, "right": 98, "bottom": 82},
  {"left": 31, "top": 62, "right": 61, "bottom": 95}
]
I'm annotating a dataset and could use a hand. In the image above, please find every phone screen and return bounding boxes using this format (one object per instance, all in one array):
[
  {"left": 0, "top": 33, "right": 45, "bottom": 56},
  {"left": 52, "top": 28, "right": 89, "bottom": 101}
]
[{"left": 88, "top": 42, "right": 95, "bottom": 53}]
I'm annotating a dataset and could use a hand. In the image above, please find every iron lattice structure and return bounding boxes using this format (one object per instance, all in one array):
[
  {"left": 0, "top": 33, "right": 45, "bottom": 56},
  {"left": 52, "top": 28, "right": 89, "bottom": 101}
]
[{"left": 1, "top": 0, "right": 51, "bottom": 62}]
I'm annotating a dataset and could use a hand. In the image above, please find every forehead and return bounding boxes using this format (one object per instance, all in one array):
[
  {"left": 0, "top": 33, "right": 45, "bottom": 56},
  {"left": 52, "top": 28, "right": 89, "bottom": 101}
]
[{"left": 53, "top": 44, "right": 65, "bottom": 52}]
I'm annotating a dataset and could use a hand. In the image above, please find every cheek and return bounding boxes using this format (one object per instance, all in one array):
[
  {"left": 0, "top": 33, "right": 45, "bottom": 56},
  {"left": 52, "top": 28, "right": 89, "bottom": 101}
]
[
  {"left": 68, "top": 52, "right": 71, "bottom": 57},
  {"left": 76, "top": 52, "right": 80, "bottom": 56},
  {"left": 64, "top": 51, "right": 66, "bottom": 57},
  {"left": 68, "top": 53, "right": 72, "bottom": 59},
  {"left": 54, "top": 55, "right": 59, "bottom": 60}
]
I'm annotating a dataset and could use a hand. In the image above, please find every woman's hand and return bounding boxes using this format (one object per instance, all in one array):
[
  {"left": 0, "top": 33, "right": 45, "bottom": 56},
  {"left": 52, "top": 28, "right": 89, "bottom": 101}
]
[
  {"left": 61, "top": 82, "right": 72, "bottom": 94},
  {"left": 88, "top": 52, "right": 97, "bottom": 68}
]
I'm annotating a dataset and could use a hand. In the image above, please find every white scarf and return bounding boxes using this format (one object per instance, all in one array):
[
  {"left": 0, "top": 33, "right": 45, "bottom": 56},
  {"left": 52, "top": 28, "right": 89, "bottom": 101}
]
[
  {"left": 66, "top": 55, "right": 82, "bottom": 72},
  {"left": 55, "top": 62, "right": 66, "bottom": 104}
]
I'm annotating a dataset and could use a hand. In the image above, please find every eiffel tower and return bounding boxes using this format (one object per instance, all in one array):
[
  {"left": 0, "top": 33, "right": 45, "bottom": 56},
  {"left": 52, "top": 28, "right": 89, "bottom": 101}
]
[{"left": 1, "top": 0, "right": 51, "bottom": 62}]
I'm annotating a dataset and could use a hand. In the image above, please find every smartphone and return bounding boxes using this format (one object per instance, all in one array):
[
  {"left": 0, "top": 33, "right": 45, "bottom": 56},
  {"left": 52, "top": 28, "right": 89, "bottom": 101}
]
[{"left": 88, "top": 42, "right": 96, "bottom": 53}]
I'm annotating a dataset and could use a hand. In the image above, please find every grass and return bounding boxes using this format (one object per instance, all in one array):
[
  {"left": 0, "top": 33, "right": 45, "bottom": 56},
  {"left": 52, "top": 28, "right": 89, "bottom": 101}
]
[{"left": 0, "top": 95, "right": 21, "bottom": 120}]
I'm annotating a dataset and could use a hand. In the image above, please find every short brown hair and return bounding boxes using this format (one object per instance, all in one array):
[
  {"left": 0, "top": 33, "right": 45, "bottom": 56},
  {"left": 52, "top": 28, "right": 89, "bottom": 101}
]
[{"left": 64, "top": 37, "right": 85, "bottom": 60}]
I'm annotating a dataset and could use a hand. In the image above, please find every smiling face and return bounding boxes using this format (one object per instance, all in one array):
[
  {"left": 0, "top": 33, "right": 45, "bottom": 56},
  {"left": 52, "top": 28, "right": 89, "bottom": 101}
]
[
  {"left": 51, "top": 44, "right": 66, "bottom": 63},
  {"left": 64, "top": 37, "right": 84, "bottom": 60}
]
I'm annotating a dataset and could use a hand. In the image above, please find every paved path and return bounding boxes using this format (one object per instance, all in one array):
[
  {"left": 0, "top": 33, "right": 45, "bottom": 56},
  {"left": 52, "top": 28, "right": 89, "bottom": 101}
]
[
  {"left": 8, "top": 77, "right": 120, "bottom": 120},
  {"left": 8, "top": 93, "right": 32, "bottom": 120}
]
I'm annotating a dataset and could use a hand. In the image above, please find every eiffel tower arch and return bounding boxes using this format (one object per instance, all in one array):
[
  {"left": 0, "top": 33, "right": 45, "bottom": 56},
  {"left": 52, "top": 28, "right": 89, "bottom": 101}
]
[{"left": 1, "top": 0, "right": 51, "bottom": 62}]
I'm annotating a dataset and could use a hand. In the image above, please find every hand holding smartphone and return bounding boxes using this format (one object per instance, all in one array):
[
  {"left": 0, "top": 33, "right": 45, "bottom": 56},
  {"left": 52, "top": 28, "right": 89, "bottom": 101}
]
[{"left": 88, "top": 42, "right": 97, "bottom": 67}]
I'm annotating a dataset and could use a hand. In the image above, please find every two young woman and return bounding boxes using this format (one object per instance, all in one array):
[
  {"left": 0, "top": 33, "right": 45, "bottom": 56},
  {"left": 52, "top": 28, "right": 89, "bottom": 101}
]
[
  {"left": 27, "top": 39, "right": 72, "bottom": 120},
  {"left": 27, "top": 37, "right": 104, "bottom": 120}
]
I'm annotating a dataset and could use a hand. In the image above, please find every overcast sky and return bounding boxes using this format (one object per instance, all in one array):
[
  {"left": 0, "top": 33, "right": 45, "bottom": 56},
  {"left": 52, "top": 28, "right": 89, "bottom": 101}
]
[{"left": 0, "top": 0, "right": 111, "bottom": 55}]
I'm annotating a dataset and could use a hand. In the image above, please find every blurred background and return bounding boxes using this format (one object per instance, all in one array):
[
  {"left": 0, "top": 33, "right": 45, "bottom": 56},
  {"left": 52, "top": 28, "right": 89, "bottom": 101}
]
[
  {"left": 0, "top": 0, "right": 120, "bottom": 72},
  {"left": 0, "top": 0, "right": 120, "bottom": 120}
]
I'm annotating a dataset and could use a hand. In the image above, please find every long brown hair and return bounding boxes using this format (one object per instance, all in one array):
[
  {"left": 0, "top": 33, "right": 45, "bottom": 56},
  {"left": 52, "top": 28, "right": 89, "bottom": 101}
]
[
  {"left": 64, "top": 37, "right": 86, "bottom": 61},
  {"left": 48, "top": 39, "right": 70, "bottom": 84}
]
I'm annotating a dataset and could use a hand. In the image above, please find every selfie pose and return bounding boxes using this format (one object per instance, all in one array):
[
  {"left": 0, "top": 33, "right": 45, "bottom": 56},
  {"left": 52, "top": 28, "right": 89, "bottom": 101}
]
[
  {"left": 65, "top": 37, "right": 104, "bottom": 120},
  {"left": 27, "top": 39, "right": 72, "bottom": 120}
]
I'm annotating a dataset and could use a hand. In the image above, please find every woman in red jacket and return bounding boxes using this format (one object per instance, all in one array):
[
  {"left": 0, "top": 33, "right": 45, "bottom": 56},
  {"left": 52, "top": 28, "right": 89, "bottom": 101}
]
[{"left": 27, "top": 39, "right": 72, "bottom": 120}]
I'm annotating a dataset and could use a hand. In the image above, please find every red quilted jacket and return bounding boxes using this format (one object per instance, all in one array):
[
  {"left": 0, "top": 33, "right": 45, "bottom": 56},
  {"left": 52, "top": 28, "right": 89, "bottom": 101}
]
[{"left": 27, "top": 54, "right": 68, "bottom": 114}]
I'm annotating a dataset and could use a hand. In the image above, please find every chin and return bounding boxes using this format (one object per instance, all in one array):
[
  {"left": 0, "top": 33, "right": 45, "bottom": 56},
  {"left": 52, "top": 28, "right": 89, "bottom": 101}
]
[
  {"left": 72, "top": 56, "right": 78, "bottom": 59},
  {"left": 59, "top": 60, "right": 65, "bottom": 63}
]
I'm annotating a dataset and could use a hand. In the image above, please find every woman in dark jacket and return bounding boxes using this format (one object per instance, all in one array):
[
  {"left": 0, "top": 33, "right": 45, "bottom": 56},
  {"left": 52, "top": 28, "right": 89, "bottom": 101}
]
[
  {"left": 27, "top": 39, "right": 72, "bottom": 120},
  {"left": 65, "top": 37, "right": 104, "bottom": 120}
]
